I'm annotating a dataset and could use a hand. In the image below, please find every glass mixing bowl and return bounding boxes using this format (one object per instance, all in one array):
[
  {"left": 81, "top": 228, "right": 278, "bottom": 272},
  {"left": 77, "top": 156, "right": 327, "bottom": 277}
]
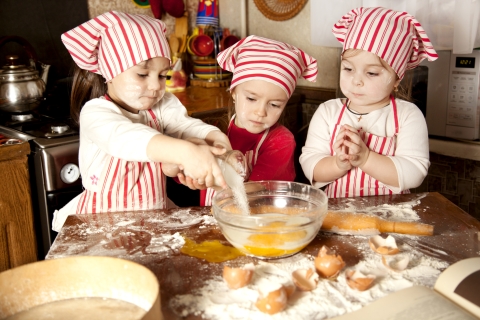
[{"left": 212, "top": 181, "right": 328, "bottom": 259}]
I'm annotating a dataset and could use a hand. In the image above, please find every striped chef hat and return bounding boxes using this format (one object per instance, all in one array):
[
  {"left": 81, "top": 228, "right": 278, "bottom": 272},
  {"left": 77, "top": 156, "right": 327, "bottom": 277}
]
[
  {"left": 61, "top": 11, "right": 170, "bottom": 82},
  {"left": 216, "top": 35, "right": 317, "bottom": 98},
  {"left": 332, "top": 7, "right": 438, "bottom": 80}
]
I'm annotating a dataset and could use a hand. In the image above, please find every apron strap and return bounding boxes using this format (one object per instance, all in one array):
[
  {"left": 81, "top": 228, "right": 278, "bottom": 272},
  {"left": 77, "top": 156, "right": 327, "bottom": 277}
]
[{"left": 391, "top": 95, "right": 399, "bottom": 134}]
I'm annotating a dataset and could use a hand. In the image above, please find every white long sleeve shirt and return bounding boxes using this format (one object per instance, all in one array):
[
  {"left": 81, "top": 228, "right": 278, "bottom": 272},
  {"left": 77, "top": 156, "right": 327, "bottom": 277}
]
[
  {"left": 79, "top": 93, "right": 219, "bottom": 190},
  {"left": 52, "top": 93, "right": 219, "bottom": 231},
  {"left": 300, "top": 98, "right": 429, "bottom": 194}
]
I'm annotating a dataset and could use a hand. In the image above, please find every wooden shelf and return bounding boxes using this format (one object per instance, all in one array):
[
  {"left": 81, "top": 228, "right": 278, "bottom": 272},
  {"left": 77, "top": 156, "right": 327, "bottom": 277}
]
[{"left": 189, "top": 78, "right": 231, "bottom": 88}]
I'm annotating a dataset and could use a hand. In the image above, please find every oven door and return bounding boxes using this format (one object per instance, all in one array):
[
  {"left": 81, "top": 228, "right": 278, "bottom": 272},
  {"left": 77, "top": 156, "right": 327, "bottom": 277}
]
[{"left": 31, "top": 139, "right": 83, "bottom": 259}]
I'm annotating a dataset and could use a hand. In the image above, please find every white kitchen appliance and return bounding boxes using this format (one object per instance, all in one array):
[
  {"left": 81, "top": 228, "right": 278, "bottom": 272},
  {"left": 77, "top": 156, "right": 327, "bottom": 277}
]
[
  {"left": 424, "top": 50, "right": 480, "bottom": 140},
  {"left": 445, "top": 51, "right": 480, "bottom": 140}
]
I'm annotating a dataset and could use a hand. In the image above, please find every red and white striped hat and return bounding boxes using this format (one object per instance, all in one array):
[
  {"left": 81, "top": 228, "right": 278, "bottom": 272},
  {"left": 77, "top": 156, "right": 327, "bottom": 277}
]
[
  {"left": 332, "top": 7, "right": 438, "bottom": 80},
  {"left": 216, "top": 35, "right": 317, "bottom": 98},
  {"left": 61, "top": 11, "right": 170, "bottom": 82}
]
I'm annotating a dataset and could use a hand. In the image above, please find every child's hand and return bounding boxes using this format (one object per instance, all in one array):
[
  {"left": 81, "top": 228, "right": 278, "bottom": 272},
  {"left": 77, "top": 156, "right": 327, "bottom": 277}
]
[
  {"left": 341, "top": 124, "right": 370, "bottom": 168},
  {"left": 177, "top": 173, "right": 208, "bottom": 190},
  {"left": 186, "top": 137, "right": 228, "bottom": 159},
  {"left": 173, "top": 137, "right": 229, "bottom": 190},
  {"left": 162, "top": 162, "right": 181, "bottom": 177},
  {"left": 181, "top": 143, "right": 226, "bottom": 189},
  {"left": 186, "top": 137, "right": 208, "bottom": 146},
  {"left": 333, "top": 126, "right": 353, "bottom": 171}
]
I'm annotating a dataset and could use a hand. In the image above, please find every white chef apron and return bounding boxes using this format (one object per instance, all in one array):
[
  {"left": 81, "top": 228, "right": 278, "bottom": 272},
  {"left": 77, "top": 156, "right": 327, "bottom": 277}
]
[
  {"left": 325, "top": 96, "right": 409, "bottom": 198},
  {"left": 75, "top": 109, "right": 167, "bottom": 213}
]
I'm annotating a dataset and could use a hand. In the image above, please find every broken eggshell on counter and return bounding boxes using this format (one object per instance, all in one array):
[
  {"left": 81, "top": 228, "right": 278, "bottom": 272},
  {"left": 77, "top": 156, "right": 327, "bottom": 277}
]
[
  {"left": 292, "top": 268, "right": 319, "bottom": 291},
  {"left": 345, "top": 269, "right": 376, "bottom": 291},
  {"left": 369, "top": 235, "right": 400, "bottom": 255},
  {"left": 222, "top": 263, "right": 255, "bottom": 289},
  {"left": 314, "top": 245, "right": 346, "bottom": 279},
  {"left": 382, "top": 254, "right": 410, "bottom": 272},
  {"left": 282, "top": 280, "right": 296, "bottom": 298},
  {"left": 255, "top": 283, "right": 288, "bottom": 315}
]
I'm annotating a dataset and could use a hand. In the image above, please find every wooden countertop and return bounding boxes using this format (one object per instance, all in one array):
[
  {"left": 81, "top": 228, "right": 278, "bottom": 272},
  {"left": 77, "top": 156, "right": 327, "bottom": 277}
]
[
  {"left": 173, "top": 86, "right": 232, "bottom": 115},
  {"left": 46, "top": 192, "right": 480, "bottom": 319}
]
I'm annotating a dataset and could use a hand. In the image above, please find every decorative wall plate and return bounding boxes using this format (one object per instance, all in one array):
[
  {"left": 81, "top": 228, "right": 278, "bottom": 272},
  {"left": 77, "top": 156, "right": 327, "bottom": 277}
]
[{"left": 253, "top": 0, "right": 307, "bottom": 21}]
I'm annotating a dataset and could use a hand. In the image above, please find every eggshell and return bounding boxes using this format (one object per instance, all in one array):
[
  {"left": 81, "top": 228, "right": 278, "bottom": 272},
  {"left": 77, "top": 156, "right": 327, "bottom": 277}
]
[
  {"left": 382, "top": 254, "right": 410, "bottom": 272},
  {"left": 369, "top": 235, "right": 400, "bottom": 255},
  {"left": 282, "top": 281, "right": 296, "bottom": 298},
  {"left": 345, "top": 270, "right": 376, "bottom": 291},
  {"left": 292, "top": 268, "right": 319, "bottom": 291},
  {"left": 255, "top": 286, "right": 288, "bottom": 315},
  {"left": 223, "top": 264, "right": 254, "bottom": 289},
  {"left": 314, "top": 245, "right": 345, "bottom": 279}
]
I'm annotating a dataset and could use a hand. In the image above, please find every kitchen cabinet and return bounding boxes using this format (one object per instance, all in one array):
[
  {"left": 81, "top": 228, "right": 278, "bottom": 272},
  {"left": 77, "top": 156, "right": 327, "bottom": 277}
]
[{"left": 0, "top": 141, "right": 37, "bottom": 271}]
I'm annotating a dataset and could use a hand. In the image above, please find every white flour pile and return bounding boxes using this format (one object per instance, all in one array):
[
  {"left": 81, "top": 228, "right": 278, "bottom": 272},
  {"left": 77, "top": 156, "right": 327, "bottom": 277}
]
[{"left": 169, "top": 241, "right": 448, "bottom": 320}]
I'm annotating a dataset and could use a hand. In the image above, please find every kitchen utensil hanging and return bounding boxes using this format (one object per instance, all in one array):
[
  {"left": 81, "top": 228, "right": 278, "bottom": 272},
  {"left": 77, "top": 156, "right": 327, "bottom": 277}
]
[{"left": 253, "top": 0, "right": 307, "bottom": 21}]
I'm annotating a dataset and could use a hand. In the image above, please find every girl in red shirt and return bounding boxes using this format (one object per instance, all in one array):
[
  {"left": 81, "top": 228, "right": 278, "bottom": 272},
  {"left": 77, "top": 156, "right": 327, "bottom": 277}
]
[{"left": 200, "top": 35, "right": 318, "bottom": 205}]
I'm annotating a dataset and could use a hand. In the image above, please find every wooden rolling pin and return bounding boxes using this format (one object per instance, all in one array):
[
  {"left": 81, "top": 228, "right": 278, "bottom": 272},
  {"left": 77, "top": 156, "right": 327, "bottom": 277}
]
[{"left": 321, "top": 211, "right": 434, "bottom": 236}]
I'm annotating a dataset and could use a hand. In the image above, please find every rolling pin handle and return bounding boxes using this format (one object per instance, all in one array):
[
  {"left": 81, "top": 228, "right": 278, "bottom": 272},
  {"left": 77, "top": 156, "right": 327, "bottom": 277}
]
[{"left": 392, "top": 221, "right": 434, "bottom": 236}]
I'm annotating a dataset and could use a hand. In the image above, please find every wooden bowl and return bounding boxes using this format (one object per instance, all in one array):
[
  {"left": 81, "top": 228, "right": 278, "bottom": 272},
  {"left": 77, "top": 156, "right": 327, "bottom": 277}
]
[{"left": 0, "top": 256, "right": 162, "bottom": 319}]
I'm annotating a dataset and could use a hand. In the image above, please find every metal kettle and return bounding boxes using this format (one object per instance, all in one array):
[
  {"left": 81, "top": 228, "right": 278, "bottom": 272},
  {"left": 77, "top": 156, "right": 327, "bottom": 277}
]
[{"left": 0, "top": 36, "right": 50, "bottom": 113}]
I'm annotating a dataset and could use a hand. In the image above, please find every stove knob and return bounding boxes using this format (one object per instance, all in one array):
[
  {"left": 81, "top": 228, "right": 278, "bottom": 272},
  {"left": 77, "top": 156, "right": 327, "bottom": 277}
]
[
  {"left": 60, "top": 163, "right": 80, "bottom": 184},
  {"left": 51, "top": 125, "right": 70, "bottom": 134}
]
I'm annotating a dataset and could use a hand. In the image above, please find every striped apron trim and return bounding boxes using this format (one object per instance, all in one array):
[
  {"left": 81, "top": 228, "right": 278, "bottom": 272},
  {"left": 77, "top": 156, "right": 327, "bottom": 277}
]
[{"left": 76, "top": 109, "right": 166, "bottom": 213}]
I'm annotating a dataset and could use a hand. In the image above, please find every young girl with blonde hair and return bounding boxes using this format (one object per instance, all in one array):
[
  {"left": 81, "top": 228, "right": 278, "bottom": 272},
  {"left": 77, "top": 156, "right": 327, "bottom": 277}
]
[{"left": 300, "top": 7, "right": 438, "bottom": 198}]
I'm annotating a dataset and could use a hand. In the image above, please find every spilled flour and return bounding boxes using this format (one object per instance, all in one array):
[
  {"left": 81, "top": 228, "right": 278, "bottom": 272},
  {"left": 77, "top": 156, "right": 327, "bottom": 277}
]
[
  {"left": 336, "top": 194, "right": 426, "bottom": 222},
  {"left": 46, "top": 208, "right": 216, "bottom": 260},
  {"left": 46, "top": 195, "right": 471, "bottom": 319},
  {"left": 169, "top": 196, "right": 451, "bottom": 319},
  {"left": 169, "top": 241, "right": 449, "bottom": 320}
]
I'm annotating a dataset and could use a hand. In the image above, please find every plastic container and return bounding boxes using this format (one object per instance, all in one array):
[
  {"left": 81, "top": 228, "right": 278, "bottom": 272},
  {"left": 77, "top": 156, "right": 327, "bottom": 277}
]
[{"left": 216, "top": 150, "right": 247, "bottom": 178}]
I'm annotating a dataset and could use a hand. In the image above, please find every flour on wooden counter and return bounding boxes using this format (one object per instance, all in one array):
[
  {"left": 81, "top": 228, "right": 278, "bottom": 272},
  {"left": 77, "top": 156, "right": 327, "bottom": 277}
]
[
  {"left": 169, "top": 235, "right": 449, "bottom": 320},
  {"left": 338, "top": 194, "right": 426, "bottom": 222},
  {"left": 47, "top": 208, "right": 216, "bottom": 260},
  {"left": 143, "top": 208, "right": 207, "bottom": 228}
]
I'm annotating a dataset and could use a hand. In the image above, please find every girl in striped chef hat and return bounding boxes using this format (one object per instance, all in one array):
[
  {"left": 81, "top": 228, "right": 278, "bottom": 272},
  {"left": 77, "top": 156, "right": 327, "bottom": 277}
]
[
  {"left": 53, "top": 11, "right": 231, "bottom": 232},
  {"left": 200, "top": 35, "right": 318, "bottom": 206},
  {"left": 300, "top": 7, "right": 438, "bottom": 198}
]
